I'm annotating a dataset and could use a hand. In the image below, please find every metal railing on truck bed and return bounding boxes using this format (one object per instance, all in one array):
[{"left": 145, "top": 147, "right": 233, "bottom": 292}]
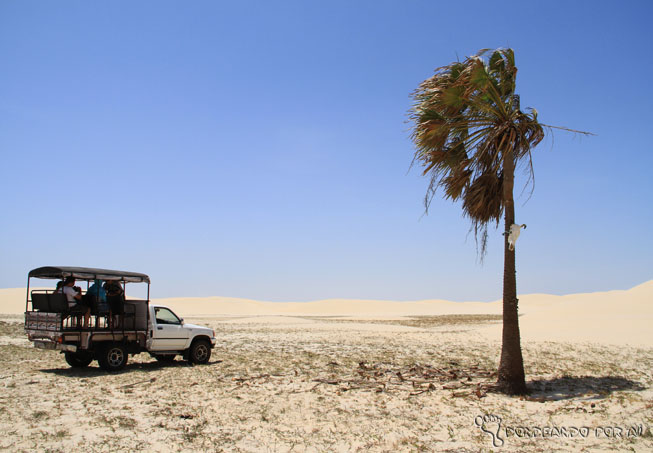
[{"left": 25, "top": 290, "right": 148, "bottom": 334}]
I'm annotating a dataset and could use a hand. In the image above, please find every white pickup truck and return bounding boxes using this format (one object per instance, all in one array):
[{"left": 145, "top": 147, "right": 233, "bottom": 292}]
[{"left": 24, "top": 266, "right": 216, "bottom": 371}]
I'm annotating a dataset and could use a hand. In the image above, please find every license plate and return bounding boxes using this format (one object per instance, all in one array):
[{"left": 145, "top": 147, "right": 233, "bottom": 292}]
[{"left": 34, "top": 340, "right": 57, "bottom": 350}]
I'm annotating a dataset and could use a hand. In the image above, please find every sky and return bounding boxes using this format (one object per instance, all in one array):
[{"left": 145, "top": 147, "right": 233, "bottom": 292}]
[{"left": 1, "top": 0, "right": 652, "bottom": 302}]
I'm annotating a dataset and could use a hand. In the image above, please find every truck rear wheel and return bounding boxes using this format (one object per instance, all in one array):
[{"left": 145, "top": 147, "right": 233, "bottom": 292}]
[
  {"left": 64, "top": 351, "right": 93, "bottom": 368},
  {"left": 188, "top": 339, "right": 211, "bottom": 364},
  {"left": 97, "top": 343, "right": 128, "bottom": 372}
]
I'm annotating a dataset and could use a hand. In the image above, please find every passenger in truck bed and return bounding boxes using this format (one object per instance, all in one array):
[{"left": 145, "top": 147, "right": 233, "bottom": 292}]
[
  {"left": 104, "top": 280, "right": 125, "bottom": 327},
  {"left": 104, "top": 280, "right": 124, "bottom": 297},
  {"left": 87, "top": 279, "right": 109, "bottom": 314},
  {"left": 54, "top": 280, "right": 64, "bottom": 293},
  {"left": 63, "top": 276, "right": 90, "bottom": 327}
]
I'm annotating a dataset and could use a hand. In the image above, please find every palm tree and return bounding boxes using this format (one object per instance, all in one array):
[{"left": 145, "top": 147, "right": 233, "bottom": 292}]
[{"left": 408, "top": 48, "right": 587, "bottom": 394}]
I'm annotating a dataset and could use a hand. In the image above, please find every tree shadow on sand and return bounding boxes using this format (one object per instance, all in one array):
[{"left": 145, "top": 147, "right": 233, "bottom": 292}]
[
  {"left": 39, "top": 359, "right": 222, "bottom": 378},
  {"left": 525, "top": 375, "right": 646, "bottom": 401}
]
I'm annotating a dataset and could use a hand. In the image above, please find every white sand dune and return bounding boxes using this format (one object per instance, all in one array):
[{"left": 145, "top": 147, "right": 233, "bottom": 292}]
[
  {"left": 490, "top": 280, "right": 653, "bottom": 346},
  {"left": 0, "top": 288, "right": 29, "bottom": 314},
  {"left": 2, "top": 280, "right": 651, "bottom": 346},
  {"left": 156, "top": 295, "right": 502, "bottom": 317}
]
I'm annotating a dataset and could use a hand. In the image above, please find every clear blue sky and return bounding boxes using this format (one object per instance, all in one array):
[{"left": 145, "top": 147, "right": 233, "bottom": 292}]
[{"left": 1, "top": 1, "right": 652, "bottom": 301}]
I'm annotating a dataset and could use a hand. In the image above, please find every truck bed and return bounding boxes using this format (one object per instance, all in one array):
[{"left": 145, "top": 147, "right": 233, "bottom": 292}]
[{"left": 25, "top": 310, "right": 147, "bottom": 349}]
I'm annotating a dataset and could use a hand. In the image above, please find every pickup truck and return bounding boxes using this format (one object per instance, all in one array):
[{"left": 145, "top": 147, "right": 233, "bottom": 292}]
[{"left": 24, "top": 266, "right": 216, "bottom": 371}]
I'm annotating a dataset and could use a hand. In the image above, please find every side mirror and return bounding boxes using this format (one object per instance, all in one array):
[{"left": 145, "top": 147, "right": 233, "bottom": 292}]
[{"left": 180, "top": 318, "right": 184, "bottom": 325}]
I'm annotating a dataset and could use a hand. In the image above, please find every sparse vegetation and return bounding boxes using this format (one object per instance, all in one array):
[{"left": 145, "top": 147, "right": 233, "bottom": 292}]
[
  {"left": 0, "top": 320, "right": 25, "bottom": 337},
  {"left": 0, "top": 315, "right": 651, "bottom": 451},
  {"left": 299, "top": 314, "right": 503, "bottom": 329},
  {"left": 32, "top": 410, "right": 48, "bottom": 421}
]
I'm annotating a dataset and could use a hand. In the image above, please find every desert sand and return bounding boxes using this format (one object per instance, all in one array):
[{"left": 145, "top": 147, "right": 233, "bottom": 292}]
[{"left": 0, "top": 282, "right": 651, "bottom": 452}]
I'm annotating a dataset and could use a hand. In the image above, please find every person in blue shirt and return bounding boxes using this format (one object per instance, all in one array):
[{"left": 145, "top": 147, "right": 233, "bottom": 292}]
[{"left": 87, "top": 279, "right": 109, "bottom": 315}]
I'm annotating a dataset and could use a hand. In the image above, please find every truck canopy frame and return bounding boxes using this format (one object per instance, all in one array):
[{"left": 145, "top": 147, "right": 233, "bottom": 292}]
[
  {"left": 25, "top": 266, "right": 151, "bottom": 332},
  {"left": 28, "top": 266, "right": 150, "bottom": 283}
]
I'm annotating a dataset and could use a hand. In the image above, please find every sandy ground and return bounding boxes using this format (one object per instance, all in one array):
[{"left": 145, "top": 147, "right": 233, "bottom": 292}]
[{"left": 0, "top": 282, "right": 651, "bottom": 452}]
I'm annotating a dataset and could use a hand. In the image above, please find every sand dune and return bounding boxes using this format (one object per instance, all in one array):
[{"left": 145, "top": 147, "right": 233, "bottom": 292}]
[
  {"left": 138, "top": 281, "right": 653, "bottom": 346},
  {"left": 0, "top": 288, "right": 28, "bottom": 314},
  {"left": 495, "top": 280, "right": 653, "bottom": 346},
  {"left": 156, "top": 296, "right": 502, "bottom": 317},
  {"left": 2, "top": 280, "right": 651, "bottom": 346}
]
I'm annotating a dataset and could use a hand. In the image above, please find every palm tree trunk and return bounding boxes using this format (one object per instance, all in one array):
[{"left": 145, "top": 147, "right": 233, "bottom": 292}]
[{"left": 497, "top": 149, "right": 528, "bottom": 395}]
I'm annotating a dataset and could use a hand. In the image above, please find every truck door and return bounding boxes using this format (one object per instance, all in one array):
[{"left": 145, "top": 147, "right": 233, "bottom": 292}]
[{"left": 149, "top": 307, "right": 189, "bottom": 351}]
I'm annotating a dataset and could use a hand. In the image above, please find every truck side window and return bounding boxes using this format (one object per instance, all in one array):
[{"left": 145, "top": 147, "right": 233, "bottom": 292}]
[{"left": 154, "top": 307, "right": 181, "bottom": 325}]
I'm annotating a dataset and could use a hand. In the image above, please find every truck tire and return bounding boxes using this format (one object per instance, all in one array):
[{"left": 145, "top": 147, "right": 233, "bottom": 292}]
[
  {"left": 188, "top": 339, "right": 211, "bottom": 364},
  {"left": 64, "top": 351, "right": 93, "bottom": 368},
  {"left": 97, "top": 343, "right": 128, "bottom": 372}
]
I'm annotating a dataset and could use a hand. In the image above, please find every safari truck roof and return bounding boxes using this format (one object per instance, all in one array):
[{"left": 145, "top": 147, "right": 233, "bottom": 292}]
[{"left": 28, "top": 266, "right": 150, "bottom": 283}]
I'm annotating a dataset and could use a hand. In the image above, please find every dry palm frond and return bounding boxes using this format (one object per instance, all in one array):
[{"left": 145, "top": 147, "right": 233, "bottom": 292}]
[{"left": 462, "top": 172, "right": 503, "bottom": 224}]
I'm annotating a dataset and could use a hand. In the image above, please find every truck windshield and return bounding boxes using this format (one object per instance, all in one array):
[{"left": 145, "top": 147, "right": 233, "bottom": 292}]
[{"left": 154, "top": 307, "right": 181, "bottom": 325}]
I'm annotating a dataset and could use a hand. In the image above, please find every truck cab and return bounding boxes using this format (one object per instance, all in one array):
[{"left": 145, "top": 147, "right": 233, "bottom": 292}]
[
  {"left": 24, "top": 266, "right": 216, "bottom": 371},
  {"left": 147, "top": 305, "right": 213, "bottom": 363}
]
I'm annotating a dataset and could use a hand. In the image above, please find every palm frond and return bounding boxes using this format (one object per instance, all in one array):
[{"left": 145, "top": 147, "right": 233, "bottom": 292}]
[{"left": 408, "top": 47, "right": 552, "bottom": 256}]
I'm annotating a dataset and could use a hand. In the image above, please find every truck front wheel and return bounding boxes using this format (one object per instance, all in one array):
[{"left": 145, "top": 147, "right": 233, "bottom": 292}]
[
  {"left": 64, "top": 351, "right": 93, "bottom": 368},
  {"left": 97, "top": 343, "right": 128, "bottom": 372},
  {"left": 188, "top": 339, "right": 211, "bottom": 364}
]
